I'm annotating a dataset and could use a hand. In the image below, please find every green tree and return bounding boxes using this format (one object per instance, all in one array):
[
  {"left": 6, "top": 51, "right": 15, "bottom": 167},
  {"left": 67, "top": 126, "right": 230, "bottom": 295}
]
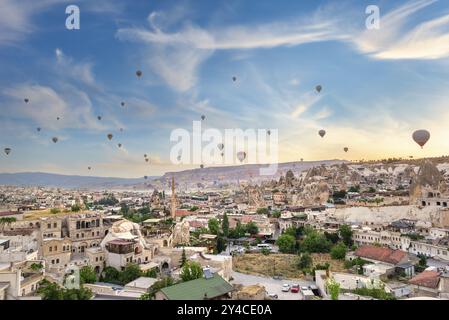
[
  {"left": 50, "top": 208, "right": 60, "bottom": 214},
  {"left": 222, "top": 212, "right": 229, "bottom": 237},
  {"left": 79, "top": 266, "right": 97, "bottom": 284},
  {"left": 180, "top": 248, "right": 187, "bottom": 267},
  {"left": 324, "top": 232, "right": 340, "bottom": 244},
  {"left": 256, "top": 207, "right": 269, "bottom": 215},
  {"left": 147, "top": 277, "right": 175, "bottom": 299},
  {"left": 101, "top": 266, "right": 122, "bottom": 285},
  {"left": 276, "top": 234, "right": 297, "bottom": 254},
  {"left": 180, "top": 261, "right": 203, "bottom": 282},
  {"left": 339, "top": 224, "right": 353, "bottom": 246},
  {"left": 298, "top": 253, "right": 312, "bottom": 270},
  {"left": 37, "top": 280, "right": 64, "bottom": 300},
  {"left": 71, "top": 204, "right": 81, "bottom": 212},
  {"left": 326, "top": 278, "right": 340, "bottom": 300},
  {"left": 216, "top": 236, "right": 227, "bottom": 254},
  {"left": 271, "top": 210, "right": 281, "bottom": 218},
  {"left": 208, "top": 218, "right": 220, "bottom": 235},
  {"left": 245, "top": 222, "right": 259, "bottom": 235},
  {"left": 301, "top": 231, "right": 332, "bottom": 253},
  {"left": 119, "top": 264, "right": 142, "bottom": 284},
  {"left": 330, "top": 243, "right": 347, "bottom": 260}
]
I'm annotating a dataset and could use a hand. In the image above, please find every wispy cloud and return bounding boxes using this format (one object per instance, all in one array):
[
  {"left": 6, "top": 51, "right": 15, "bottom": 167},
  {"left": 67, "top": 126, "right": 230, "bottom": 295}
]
[
  {"left": 353, "top": 0, "right": 449, "bottom": 60},
  {"left": 55, "top": 48, "right": 99, "bottom": 88},
  {"left": 2, "top": 84, "right": 105, "bottom": 131},
  {"left": 116, "top": 8, "right": 347, "bottom": 92}
]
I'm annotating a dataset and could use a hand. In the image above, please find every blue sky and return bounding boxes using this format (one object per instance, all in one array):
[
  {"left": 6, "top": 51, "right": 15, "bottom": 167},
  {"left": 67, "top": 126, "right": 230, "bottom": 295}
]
[{"left": 1, "top": 0, "right": 449, "bottom": 177}]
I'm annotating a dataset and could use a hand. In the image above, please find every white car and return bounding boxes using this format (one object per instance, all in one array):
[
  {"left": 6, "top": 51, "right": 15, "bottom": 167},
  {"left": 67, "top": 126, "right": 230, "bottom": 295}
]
[
  {"left": 300, "top": 286, "right": 309, "bottom": 293},
  {"left": 282, "top": 284, "right": 291, "bottom": 292}
]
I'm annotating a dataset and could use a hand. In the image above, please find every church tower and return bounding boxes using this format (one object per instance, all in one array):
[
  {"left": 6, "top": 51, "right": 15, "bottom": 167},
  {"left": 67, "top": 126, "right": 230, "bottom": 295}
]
[{"left": 170, "top": 176, "right": 177, "bottom": 219}]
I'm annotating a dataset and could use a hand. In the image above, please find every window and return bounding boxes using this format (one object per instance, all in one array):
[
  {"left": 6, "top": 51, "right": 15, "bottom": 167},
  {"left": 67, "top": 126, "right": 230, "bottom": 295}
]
[
  {"left": 49, "top": 246, "right": 52, "bottom": 252},
  {"left": 54, "top": 246, "right": 57, "bottom": 251},
  {"left": 53, "top": 223, "right": 57, "bottom": 228},
  {"left": 51, "top": 259, "right": 55, "bottom": 264},
  {"left": 76, "top": 221, "right": 81, "bottom": 229},
  {"left": 76, "top": 234, "right": 79, "bottom": 239},
  {"left": 56, "top": 259, "right": 60, "bottom": 263},
  {"left": 81, "top": 233, "right": 84, "bottom": 238},
  {"left": 92, "top": 232, "right": 94, "bottom": 237},
  {"left": 47, "top": 223, "right": 51, "bottom": 229},
  {"left": 96, "top": 257, "right": 98, "bottom": 262}
]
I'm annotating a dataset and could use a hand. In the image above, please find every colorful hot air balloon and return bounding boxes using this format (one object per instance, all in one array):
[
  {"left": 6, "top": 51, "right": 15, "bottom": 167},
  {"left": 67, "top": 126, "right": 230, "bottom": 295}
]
[
  {"left": 237, "top": 151, "right": 246, "bottom": 163},
  {"left": 319, "top": 130, "right": 326, "bottom": 138},
  {"left": 52, "top": 137, "right": 58, "bottom": 143},
  {"left": 316, "top": 85, "right": 322, "bottom": 93},
  {"left": 107, "top": 133, "right": 113, "bottom": 140},
  {"left": 412, "top": 130, "right": 430, "bottom": 148},
  {"left": 344, "top": 147, "right": 349, "bottom": 153},
  {"left": 4, "top": 148, "right": 11, "bottom": 155}
]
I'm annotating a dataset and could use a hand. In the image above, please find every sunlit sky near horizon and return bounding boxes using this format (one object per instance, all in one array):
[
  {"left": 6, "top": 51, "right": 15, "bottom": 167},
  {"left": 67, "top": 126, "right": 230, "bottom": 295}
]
[{"left": 1, "top": 0, "right": 449, "bottom": 178}]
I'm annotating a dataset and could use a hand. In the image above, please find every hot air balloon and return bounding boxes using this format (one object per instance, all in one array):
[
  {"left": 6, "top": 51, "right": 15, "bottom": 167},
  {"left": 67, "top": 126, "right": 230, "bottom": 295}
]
[
  {"left": 300, "top": 158, "right": 304, "bottom": 162},
  {"left": 412, "top": 130, "right": 430, "bottom": 148},
  {"left": 118, "top": 143, "right": 122, "bottom": 148},
  {"left": 267, "top": 130, "right": 271, "bottom": 136},
  {"left": 145, "top": 158, "right": 149, "bottom": 163},
  {"left": 316, "top": 85, "right": 322, "bottom": 93},
  {"left": 232, "top": 76, "right": 237, "bottom": 82},
  {"left": 237, "top": 151, "right": 246, "bottom": 163},
  {"left": 88, "top": 167, "right": 91, "bottom": 170},
  {"left": 217, "top": 143, "right": 224, "bottom": 151},
  {"left": 121, "top": 102, "right": 125, "bottom": 107},
  {"left": 37, "top": 127, "right": 41, "bottom": 132},
  {"left": 200, "top": 164, "right": 204, "bottom": 169},
  {"left": 97, "top": 116, "right": 102, "bottom": 121},
  {"left": 221, "top": 152, "right": 224, "bottom": 157},
  {"left": 107, "top": 133, "right": 113, "bottom": 140},
  {"left": 24, "top": 98, "right": 29, "bottom": 103},
  {"left": 177, "top": 155, "right": 181, "bottom": 161},
  {"left": 318, "top": 130, "right": 326, "bottom": 138},
  {"left": 4, "top": 148, "right": 11, "bottom": 155},
  {"left": 52, "top": 137, "right": 58, "bottom": 143},
  {"left": 144, "top": 176, "right": 148, "bottom": 180},
  {"left": 144, "top": 154, "right": 147, "bottom": 158},
  {"left": 136, "top": 70, "right": 142, "bottom": 78},
  {"left": 201, "top": 115, "right": 206, "bottom": 121},
  {"left": 56, "top": 117, "right": 60, "bottom": 121},
  {"left": 344, "top": 147, "right": 349, "bottom": 153},
  {"left": 119, "top": 128, "right": 123, "bottom": 132}
]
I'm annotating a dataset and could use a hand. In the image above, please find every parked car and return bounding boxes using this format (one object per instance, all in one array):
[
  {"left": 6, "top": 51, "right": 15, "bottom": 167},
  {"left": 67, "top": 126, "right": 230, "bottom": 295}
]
[
  {"left": 291, "top": 284, "right": 300, "bottom": 293},
  {"left": 282, "top": 284, "right": 291, "bottom": 292},
  {"left": 300, "top": 286, "right": 310, "bottom": 293},
  {"left": 267, "top": 292, "right": 278, "bottom": 299}
]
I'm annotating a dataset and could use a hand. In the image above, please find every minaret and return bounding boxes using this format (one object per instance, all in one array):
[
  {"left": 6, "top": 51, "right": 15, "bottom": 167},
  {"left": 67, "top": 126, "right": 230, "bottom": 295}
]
[{"left": 170, "top": 176, "right": 177, "bottom": 219}]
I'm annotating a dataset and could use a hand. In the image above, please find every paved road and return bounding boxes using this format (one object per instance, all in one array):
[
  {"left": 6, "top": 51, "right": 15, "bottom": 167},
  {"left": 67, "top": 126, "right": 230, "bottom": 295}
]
[{"left": 231, "top": 271, "right": 315, "bottom": 300}]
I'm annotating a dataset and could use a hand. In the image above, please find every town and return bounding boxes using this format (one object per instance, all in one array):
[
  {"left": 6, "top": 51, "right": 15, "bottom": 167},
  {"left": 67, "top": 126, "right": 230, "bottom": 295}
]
[{"left": 1, "top": 157, "right": 449, "bottom": 300}]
